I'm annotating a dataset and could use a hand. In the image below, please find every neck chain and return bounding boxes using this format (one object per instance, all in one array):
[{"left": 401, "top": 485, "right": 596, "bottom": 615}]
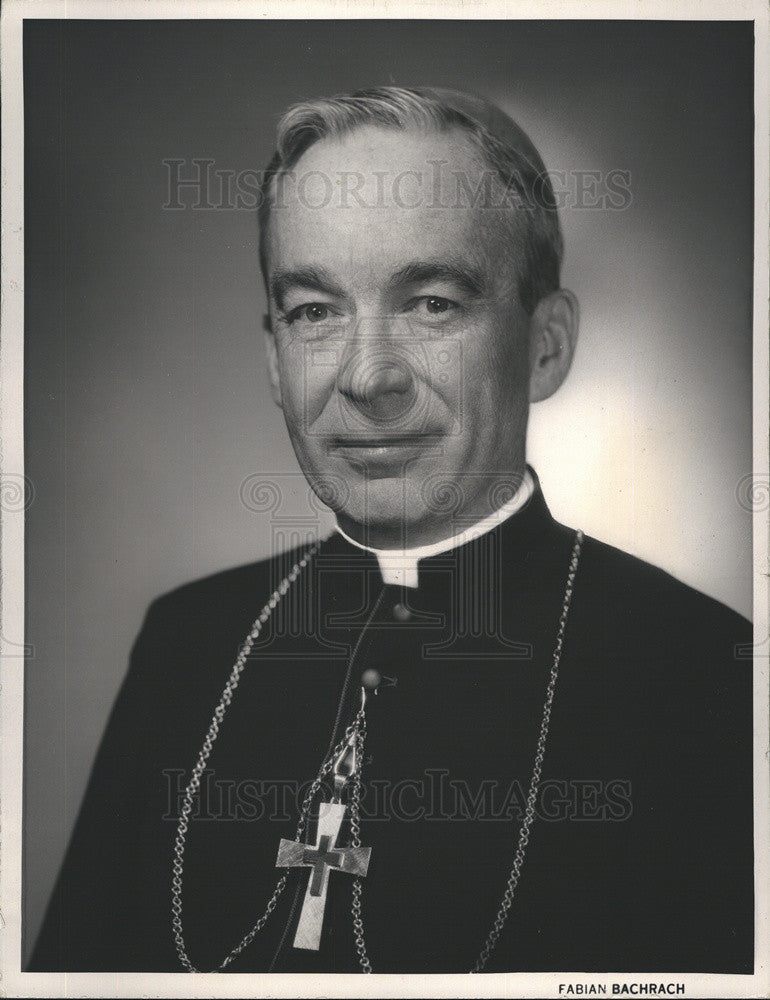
[{"left": 171, "top": 529, "right": 584, "bottom": 974}]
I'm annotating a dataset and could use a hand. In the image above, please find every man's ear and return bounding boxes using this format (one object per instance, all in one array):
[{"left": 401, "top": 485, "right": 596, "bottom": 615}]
[
  {"left": 528, "top": 289, "right": 579, "bottom": 403},
  {"left": 263, "top": 313, "right": 283, "bottom": 408}
]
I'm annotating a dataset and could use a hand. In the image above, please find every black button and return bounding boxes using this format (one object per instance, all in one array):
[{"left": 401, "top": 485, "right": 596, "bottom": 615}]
[{"left": 392, "top": 602, "right": 412, "bottom": 622}]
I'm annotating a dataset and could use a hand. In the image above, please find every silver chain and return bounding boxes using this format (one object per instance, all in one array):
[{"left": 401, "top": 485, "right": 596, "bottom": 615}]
[
  {"left": 470, "top": 528, "right": 583, "bottom": 972},
  {"left": 171, "top": 542, "right": 321, "bottom": 972},
  {"left": 348, "top": 720, "right": 373, "bottom": 972},
  {"left": 343, "top": 528, "right": 584, "bottom": 973},
  {"left": 171, "top": 529, "right": 584, "bottom": 973}
]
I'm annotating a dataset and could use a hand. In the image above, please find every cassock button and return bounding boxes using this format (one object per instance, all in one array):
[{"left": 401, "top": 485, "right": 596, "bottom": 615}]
[
  {"left": 392, "top": 602, "right": 412, "bottom": 622},
  {"left": 361, "top": 668, "right": 381, "bottom": 691}
]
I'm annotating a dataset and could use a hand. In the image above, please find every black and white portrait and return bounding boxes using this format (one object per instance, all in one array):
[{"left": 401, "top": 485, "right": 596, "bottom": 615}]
[{"left": 2, "top": 4, "right": 768, "bottom": 995}]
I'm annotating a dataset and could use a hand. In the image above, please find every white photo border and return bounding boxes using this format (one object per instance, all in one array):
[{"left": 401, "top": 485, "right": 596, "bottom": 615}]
[{"left": 2, "top": 1, "right": 768, "bottom": 997}]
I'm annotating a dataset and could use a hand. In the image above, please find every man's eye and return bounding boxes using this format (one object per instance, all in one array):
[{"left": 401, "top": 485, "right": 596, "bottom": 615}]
[
  {"left": 409, "top": 296, "right": 458, "bottom": 317},
  {"left": 293, "top": 303, "right": 331, "bottom": 323}
]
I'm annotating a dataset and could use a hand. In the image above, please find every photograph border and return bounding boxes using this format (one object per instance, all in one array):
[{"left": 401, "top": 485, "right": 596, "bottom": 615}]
[{"left": 2, "top": 1, "right": 768, "bottom": 996}]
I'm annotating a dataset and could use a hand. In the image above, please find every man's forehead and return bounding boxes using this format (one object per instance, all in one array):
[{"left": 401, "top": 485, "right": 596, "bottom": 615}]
[
  {"left": 265, "top": 124, "right": 518, "bottom": 276},
  {"left": 273, "top": 123, "right": 493, "bottom": 208}
]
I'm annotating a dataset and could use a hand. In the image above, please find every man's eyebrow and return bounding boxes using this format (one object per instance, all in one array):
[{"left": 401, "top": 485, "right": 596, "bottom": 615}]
[
  {"left": 387, "top": 260, "right": 488, "bottom": 297},
  {"left": 270, "top": 266, "right": 347, "bottom": 310}
]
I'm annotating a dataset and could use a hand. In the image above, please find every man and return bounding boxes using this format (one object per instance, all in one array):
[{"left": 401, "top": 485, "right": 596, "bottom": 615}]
[{"left": 29, "top": 87, "right": 753, "bottom": 974}]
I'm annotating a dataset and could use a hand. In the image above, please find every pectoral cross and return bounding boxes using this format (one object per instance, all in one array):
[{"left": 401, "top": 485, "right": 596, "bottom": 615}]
[{"left": 275, "top": 801, "right": 371, "bottom": 950}]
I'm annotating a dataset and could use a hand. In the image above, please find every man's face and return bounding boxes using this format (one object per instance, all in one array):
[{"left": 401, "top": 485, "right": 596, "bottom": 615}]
[{"left": 263, "top": 125, "right": 535, "bottom": 546}]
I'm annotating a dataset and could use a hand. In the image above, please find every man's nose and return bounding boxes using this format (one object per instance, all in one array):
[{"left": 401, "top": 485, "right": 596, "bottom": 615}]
[{"left": 336, "top": 320, "right": 418, "bottom": 424}]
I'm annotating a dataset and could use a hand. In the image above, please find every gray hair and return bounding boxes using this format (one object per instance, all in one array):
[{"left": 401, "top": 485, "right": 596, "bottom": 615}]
[{"left": 258, "top": 86, "right": 563, "bottom": 315}]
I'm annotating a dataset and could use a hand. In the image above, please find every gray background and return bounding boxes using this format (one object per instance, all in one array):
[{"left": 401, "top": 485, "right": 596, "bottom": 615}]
[{"left": 23, "top": 18, "right": 753, "bottom": 962}]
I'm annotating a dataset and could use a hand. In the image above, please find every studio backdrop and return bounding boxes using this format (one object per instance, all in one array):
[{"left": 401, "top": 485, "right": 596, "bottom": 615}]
[{"left": 22, "top": 17, "right": 753, "bottom": 963}]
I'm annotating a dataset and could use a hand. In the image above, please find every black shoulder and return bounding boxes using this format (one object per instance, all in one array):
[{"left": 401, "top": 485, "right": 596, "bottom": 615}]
[
  {"left": 575, "top": 530, "right": 751, "bottom": 636},
  {"left": 122, "top": 538, "right": 327, "bottom": 697},
  {"left": 145, "top": 537, "right": 322, "bottom": 624},
  {"left": 573, "top": 537, "right": 753, "bottom": 682},
  {"left": 561, "top": 529, "right": 752, "bottom": 772}
]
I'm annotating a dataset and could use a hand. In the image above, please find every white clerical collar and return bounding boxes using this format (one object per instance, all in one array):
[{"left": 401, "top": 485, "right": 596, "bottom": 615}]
[{"left": 335, "top": 468, "right": 535, "bottom": 589}]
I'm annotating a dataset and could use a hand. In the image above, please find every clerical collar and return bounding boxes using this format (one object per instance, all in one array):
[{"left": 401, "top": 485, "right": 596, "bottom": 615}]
[{"left": 334, "top": 468, "right": 535, "bottom": 588}]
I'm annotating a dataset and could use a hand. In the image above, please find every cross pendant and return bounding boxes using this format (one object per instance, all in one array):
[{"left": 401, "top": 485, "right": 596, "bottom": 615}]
[{"left": 275, "top": 801, "right": 372, "bottom": 950}]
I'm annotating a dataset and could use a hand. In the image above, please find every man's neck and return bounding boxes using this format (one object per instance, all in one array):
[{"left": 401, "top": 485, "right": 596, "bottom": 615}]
[
  {"left": 336, "top": 466, "right": 532, "bottom": 550},
  {"left": 335, "top": 468, "right": 535, "bottom": 588}
]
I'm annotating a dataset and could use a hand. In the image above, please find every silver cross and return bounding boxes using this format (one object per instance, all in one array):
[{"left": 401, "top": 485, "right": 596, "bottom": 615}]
[{"left": 276, "top": 801, "right": 371, "bottom": 950}]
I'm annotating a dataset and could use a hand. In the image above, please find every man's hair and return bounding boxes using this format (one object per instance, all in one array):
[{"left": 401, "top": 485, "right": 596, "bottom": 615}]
[{"left": 258, "top": 86, "right": 563, "bottom": 315}]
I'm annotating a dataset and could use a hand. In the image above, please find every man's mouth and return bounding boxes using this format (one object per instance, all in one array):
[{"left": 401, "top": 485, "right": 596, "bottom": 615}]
[
  {"left": 330, "top": 435, "right": 440, "bottom": 449},
  {"left": 328, "top": 435, "right": 441, "bottom": 473}
]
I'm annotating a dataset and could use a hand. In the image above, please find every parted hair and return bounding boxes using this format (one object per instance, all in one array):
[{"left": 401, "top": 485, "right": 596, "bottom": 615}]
[{"left": 258, "top": 86, "right": 563, "bottom": 315}]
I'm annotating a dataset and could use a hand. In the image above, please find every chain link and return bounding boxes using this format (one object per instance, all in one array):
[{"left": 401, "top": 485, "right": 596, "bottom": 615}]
[
  {"left": 172, "top": 529, "right": 584, "bottom": 974},
  {"left": 471, "top": 528, "right": 583, "bottom": 972},
  {"left": 342, "top": 529, "right": 584, "bottom": 974},
  {"left": 171, "top": 543, "right": 319, "bottom": 973},
  {"left": 348, "top": 721, "right": 373, "bottom": 972}
]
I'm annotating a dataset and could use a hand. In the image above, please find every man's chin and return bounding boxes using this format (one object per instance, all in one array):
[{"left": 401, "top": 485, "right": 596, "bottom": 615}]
[{"left": 334, "top": 478, "right": 439, "bottom": 547}]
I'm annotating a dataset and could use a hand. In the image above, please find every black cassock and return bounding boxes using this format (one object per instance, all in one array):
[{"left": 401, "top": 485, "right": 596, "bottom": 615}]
[{"left": 29, "top": 476, "right": 753, "bottom": 974}]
